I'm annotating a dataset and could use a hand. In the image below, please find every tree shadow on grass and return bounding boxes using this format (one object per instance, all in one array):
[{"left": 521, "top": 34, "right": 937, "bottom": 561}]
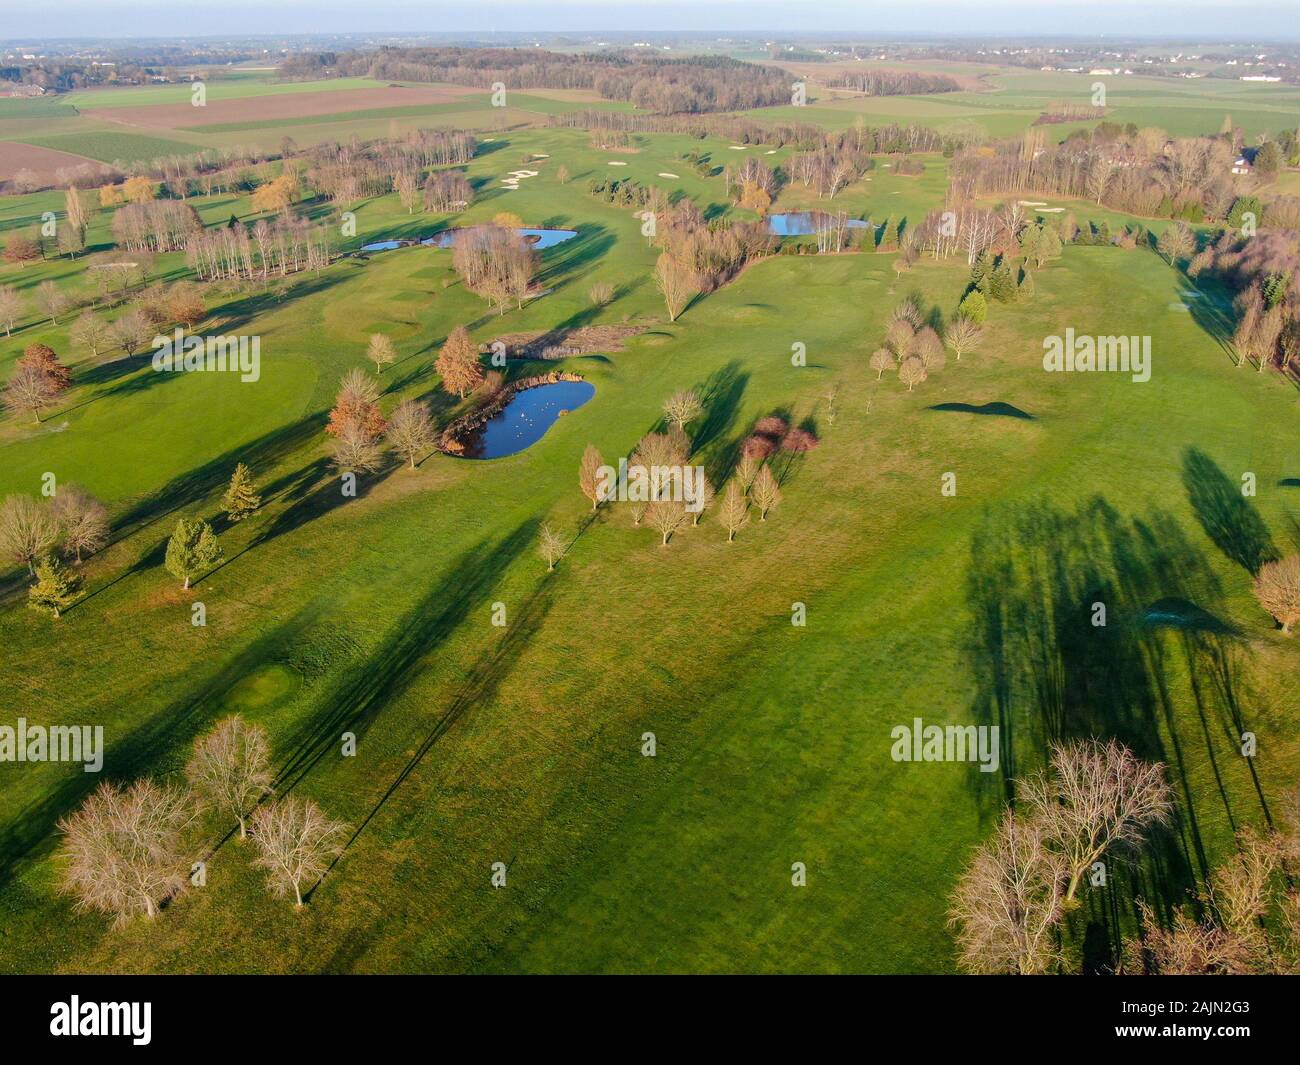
[
  {"left": 311, "top": 580, "right": 556, "bottom": 913},
  {"left": 272, "top": 518, "right": 540, "bottom": 803},
  {"left": 928, "top": 401, "right": 1035, "bottom": 420},
  {"left": 1182, "top": 447, "right": 1278, "bottom": 575},
  {"left": 964, "top": 495, "right": 1272, "bottom": 972}
]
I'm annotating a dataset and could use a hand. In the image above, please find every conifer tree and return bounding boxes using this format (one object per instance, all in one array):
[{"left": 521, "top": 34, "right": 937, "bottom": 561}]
[
  {"left": 29, "top": 555, "right": 81, "bottom": 618},
  {"left": 165, "top": 518, "right": 223, "bottom": 590},
  {"left": 222, "top": 464, "right": 261, "bottom": 523}
]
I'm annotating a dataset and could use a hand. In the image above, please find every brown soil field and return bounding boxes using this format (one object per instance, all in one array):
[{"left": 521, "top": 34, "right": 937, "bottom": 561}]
[
  {"left": 88, "top": 85, "right": 481, "bottom": 130},
  {"left": 0, "top": 141, "right": 103, "bottom": 185}
]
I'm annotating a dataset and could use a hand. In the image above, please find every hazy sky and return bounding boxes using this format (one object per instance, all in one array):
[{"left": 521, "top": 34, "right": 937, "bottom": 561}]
[{"left": 3, "top": 1, "right": 1296, "bottom": 41}]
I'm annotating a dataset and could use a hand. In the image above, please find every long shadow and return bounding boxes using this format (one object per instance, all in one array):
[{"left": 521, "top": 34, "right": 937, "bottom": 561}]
[
  {"left": 311, "top": 581, "right": 556, "bottom": 905},
  {"left": 272, "top": 519, "right": 539, "bottom": 800},
  {"left": 928, "top": 401, "right": 1035, "bottom": 420},
  {"left": 1177, "top": 272, "right": 1237, "bottom": 364},
  {"left": 964, "top": 495, "right": 1270, "bottom": 970},
  {"left": 1182, "top": 447, "right": 1278, "bottom": 575}
]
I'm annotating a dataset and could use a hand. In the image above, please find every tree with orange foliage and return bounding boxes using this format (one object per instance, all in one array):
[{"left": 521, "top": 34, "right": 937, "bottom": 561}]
[{"left": 435, "top": 325, "right": 484, "bottom": 399}]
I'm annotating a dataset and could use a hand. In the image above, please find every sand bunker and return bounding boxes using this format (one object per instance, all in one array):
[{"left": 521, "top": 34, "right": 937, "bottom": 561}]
[
  {"left": 607, "top": 160, "right": 628, "bottom": 166},
  {"left": 500, "top": 168, "right": 540, "bottom": 190},
  {"left": 729, "top": 145, "right": 748, "bottom": 150},
  {"left": 1018, "top": 200, "right": 1048, "bottom": 207},
  {"left": 657, "top": 172, "right": 679, "bottom": 178},
  {"left": 1037, "top": 207, "right": 1064, "bottom": 213}
]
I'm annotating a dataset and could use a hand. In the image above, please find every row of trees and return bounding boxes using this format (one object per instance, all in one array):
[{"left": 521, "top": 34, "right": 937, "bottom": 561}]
[
  {"left": 185, "top": 216, "right": 336, "bottom": 281},
  {"left": 59, "top": 715, "right": 349, "bottom": 923}
]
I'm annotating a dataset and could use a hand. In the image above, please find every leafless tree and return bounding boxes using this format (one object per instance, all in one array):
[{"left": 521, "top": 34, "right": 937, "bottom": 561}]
[
  {"left": 538, "top": 523, "right": 565, "bottom": 570},
  {"left": 869, "top": 348, "right": 894, "bottom": 380},
  {"left": 367, "top": 333, "right": 397, "bottom": 374},
  {"left": 1021, "top": 739, "right": 1172, "bottom": 901},
  {"left": 113, "top": 307, "right": 152, "bottom": 356},
  {"left": 948, "top": 812, "right": 1068, "bottom": 975},
  {"left": 898, "top": 357, "right": 928, "bottom": 391},
  {"left": 0, "top": 494, "right": 59, "bottom": 573},
  {"left": 35, "top": 280, "right": 71, "bottom": 325},
  {"left": 885, "top": 319, "right": 915, "bottom": 360},
  {"left": 589, "top": 281, "right": 614, "bottom": 306},
  {"left": 647, "top": 500, "right": 688, "bottom": 545},
  {"left": 185, "top": 716, "right": 273, "bottom": 838},
  {"left": 333, "top": 423, "right": 386, "bottom": 473},
  {"left": 751, "top": 465, "right": 782, "bottom": 520},
  {"left": 579, "top": 443, "right": 605, "bottom": 510},
  {"left": 735, "top": 453, "right": 760, "bottom": 494},
  {"left": 1254, "top": 555, "right": 1300, "bottom": 633},
  {"left": 51, "top": 484, "right": 109, "bottom": 563},
  {"left": 250, "top": 798, "right": 349, "bottom": 908},
  {"left": 0, "top": 284, "right": 24, "bottom": 336},
  {"left": 57, "top": 778, "right": 199, "bottom": 926},
  {"left": 663, "top": 389, "right": 703, "bottom": 432},
  {"left": 691, "top": 476, "right": 714, "bottom": 526},
  {"left": 654, "top": 253, "right": 698, "bottom": 322},
  {"left": 5, "top": 363, "right": 59, "bottom": 423},
  {"left": 385, "top": 399, "right": 434, "bottom": 469},
  {"left": 719, "top": 480, "right": 750, "bottom": 541},
  {"left": 945, "top": 316, "right": 984, "bottom": 361},
  {"left": 70, "top": 309, "right": 111, "bottom": 360}
]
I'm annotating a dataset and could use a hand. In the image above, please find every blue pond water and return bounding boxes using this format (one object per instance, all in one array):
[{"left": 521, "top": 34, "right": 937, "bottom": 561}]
[
  {"left": 361, "top": 228, "right": 579, "bottom": 254},
  {"left": 767, "top": 212, "right": 871, "bottom": 237},
  {"left": 458, "top": 380, "right": 595, "bottom": 459}
]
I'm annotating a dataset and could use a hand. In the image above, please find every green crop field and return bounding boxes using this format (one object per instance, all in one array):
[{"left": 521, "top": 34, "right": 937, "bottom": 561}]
[{"left": 0, "top": 55, "right": 1297, "bottom": 978}]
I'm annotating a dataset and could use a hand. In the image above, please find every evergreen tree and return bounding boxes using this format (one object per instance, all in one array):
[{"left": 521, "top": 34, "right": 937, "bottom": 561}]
[
  {"left": 1018, "top": 225, "right": 1041, "bottom": 266},
  {"left": 28, "top": 555, "right": 81, "bottom": 618},
  {"left": 989, "top": 260, "right": 1018, "bottom": 303},
  {"left": 165, "top": 518, "right": 223, "bottom": 590},
  {"left": 222, "top": 464, "right": 262, "bottom": 523},
  {"left": 1018, "top": 269, "right": 1036, "bottom": 299},
  {"left": 970, "top": 249, "right": 993, "bottom": 288},
  {"left": 958, "top": 289, "right": 988, "bottom": 324}
]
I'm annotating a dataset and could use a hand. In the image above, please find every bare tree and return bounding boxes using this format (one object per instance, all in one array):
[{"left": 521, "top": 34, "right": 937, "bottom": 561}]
[
  {"left": 250, "top": 798, "right": 349, "bottom": 908},
  {"left": 948, "top": 812, "right": 1068, "bottom": 975},
  {"left": 185, "top": 716, "right": 273, "bottom": 838},
  {"left": 654, "top": 253, "right": 698, "bottom": 323},
  {"left": 0, "top": 284, "right": 24, "bottom": 337},
  {"left": 57, "top": 778, "right": 199, "bottom": 926},
  {"left": 898, "top": 357, "right": 928, "bottom": 391},
  {"left": 112, "top": 307, "right": 152, "bottom": 356},
  {"left": 719, "top": 480, "right": 750, "bottom": 541},
  {"left": 70, "top": 309, "right": 111, "bottom": 360},
  {"left": 885, "top": 319, "right": 915, "bottom": 360},
  {"left": 51, "top": 484, "right": 109, "bottom": 563},
  {"left": 735, "top": 453, "right": 760, "bottom": 494},
  {"left": 579, "top": 443, "right": 605, "bottom": 510},
  {"left": 333, "top": 423, "right": 386, "bottom": 473},
  {"left": 869, "top": 348, "right": 894, "bottom": 380},
  {"left": 0, "top": 494, "right": 58, "bottom": 573},
  {"left": 1021, "top": 739, "right": 1172, "bottom": 901},
  {"left": 385, "top": 399, "right": 434, "bottom": 469},
  {"left": 663, "top": 389, "right": 704, "bottom": 432},
  {"left": 647, "top": 500, "right": 688, "bottom": 545},
  {"left": 750, "top": 464, "right": 782, "bottom": 520},
  {"left": 35, "top": 280, "right": 71, "bottom": 325},
  {"left": 690, "top": 476, "right": 714, "bottom": 526},
  {"left": 589, "top": 281, "right": 613, "bottom": 306},
  {"left": 538, "top": 523, "right": 565, "bottom": 570},
  {"left": 5, "top": 363, "right": 59, "bottom": 423},
  {"left": 367, "top": 332, "right": 397, "bottom": 374},
  {"left": 944, "top": 316, "right": 984, "bottom": 361},
  {"left": 1254, "top": 555, "right": 1300, "bottom": 633}
]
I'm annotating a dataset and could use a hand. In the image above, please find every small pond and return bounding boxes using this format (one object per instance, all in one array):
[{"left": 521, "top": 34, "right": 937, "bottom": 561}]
[
  {"left": 457, "top": 380, "right": 595, "bottom": 459},
  {"left": 360, "top": 227, "right": 578, "bottom": 254},
  {"left": 767, "top": 212, "right": 872, "bottom": 237}
]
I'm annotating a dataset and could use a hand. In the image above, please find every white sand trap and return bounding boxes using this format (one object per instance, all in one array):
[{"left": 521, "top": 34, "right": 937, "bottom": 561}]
[
  {"left": 881, "top": 163, "right": 892, "bottom": 167},
  {"left": 532, "top": 153, "right": 549, "bottom": 158},
  {"left": 1018, "top": 200, "right": 1048, "bottom": 207},
  {"left": 657, "top": 172, "right": 680, "bottom": 178},
  {"left": 1037, "top": 207, "right": 1064, "bottom": 213},
  {"left": 607, "top": 160, "right": 628, "bottom": 166},
  {"left": 765, "top": 150, "right": 777, "bottom": 155},
  {"left": 729, "top": 145, "right": 748, "bottom": 150}
]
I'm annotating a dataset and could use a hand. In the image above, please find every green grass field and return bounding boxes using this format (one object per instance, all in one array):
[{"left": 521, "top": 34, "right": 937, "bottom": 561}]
[{"left": 0, "top": 101, "right": 1297, "bottom": 974}]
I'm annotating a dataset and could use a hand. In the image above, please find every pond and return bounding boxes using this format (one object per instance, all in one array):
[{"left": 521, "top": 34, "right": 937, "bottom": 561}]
[
  {"left": 767, "top": 212, "right": 872, "bottom": 237},
  {"left": 457, "top": 380, "right": 595, "bottom": 459},
  {"left": 360, "top": 227, "right": 579, "bottom": 254}
]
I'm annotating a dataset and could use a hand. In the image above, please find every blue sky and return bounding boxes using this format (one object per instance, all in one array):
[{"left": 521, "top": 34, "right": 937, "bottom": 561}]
[{"left": 3, "top": 1, "right": 1296, "bottom": 41}]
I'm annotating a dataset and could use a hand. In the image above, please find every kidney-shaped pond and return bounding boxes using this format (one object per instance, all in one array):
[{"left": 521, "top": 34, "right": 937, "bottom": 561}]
[{"left": 457, "top": 380, "right": 595, "bottom": 459}]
